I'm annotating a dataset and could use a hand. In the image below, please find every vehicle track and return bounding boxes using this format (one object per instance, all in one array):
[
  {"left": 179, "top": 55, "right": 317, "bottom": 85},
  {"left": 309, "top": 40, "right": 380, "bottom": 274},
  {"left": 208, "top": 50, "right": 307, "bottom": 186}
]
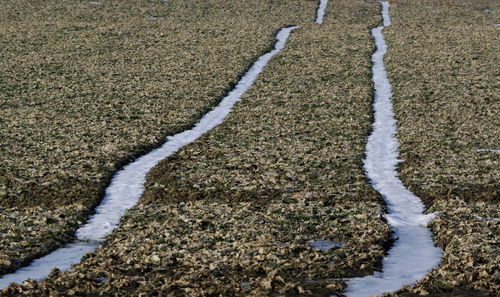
[
  {"left": 344, "top": 2, "right": 443, "bottom": 296},
  {"left": 0, "top": 25, "right": 299, "bottom": 289}
]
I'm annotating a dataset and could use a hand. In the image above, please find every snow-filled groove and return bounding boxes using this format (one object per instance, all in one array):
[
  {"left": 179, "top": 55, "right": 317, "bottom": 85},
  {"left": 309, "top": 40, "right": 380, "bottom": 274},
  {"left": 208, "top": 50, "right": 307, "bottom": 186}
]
[
  {"left": 0, "top": 25, "right": 299, "bottom": 289},
  {"left": 316, "top": 0, "right": 328, "bottom": 24},
  {"left": 343, "top": 2, "right": 442, "bottom": 297}
]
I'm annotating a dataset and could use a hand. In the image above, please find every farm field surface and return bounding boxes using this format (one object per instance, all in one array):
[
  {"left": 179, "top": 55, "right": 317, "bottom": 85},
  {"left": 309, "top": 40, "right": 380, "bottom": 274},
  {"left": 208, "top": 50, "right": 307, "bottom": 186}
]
[
  {"left": 0, "top": 0, "right": 499, "bottom": 296},
  {"left": 0, "top": 0, "right": 318, "bottom": 275}
]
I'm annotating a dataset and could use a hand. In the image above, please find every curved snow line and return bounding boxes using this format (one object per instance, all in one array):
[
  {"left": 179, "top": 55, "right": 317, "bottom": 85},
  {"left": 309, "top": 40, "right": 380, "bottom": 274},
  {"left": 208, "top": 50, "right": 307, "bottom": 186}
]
[
  {"left": 476, "top": 148, "right": 500, "bottom": 153},
  {"left": 316, "top": 0, "right": 328, "bottom": 24},
  {"left": 0, "top": 25, "right": 299, "bottom": 289},
  {"left": 343, "top": 2, "right": 442, "bottom": 297}
]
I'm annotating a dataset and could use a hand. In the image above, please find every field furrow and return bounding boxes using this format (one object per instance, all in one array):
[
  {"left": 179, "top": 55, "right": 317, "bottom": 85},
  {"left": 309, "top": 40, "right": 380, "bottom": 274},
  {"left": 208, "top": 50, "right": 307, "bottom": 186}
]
[
  {"left": 0, "top": 24, "right": 300, "bottom": 288},
  {"left": 345, "top": 3, "right": 441, "bottom": 296}
]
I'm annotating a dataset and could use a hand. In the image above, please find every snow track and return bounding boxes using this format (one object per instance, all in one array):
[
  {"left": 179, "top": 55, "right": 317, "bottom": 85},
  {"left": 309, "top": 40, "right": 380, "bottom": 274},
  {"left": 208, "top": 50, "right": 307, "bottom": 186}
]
[
  {"left": 0, "top": 25, "right": 299, "bottom": 289},
  {"left": 316, "top": 0, "right": 328, "bottom": 24},
  {"left": 343, "top": 2, "right": 443, "bottom": 296}
]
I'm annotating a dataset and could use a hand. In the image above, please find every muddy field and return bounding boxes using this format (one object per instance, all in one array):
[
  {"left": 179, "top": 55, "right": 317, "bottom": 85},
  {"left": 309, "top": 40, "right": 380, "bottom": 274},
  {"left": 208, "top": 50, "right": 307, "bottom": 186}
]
[{"left": 0, "top": 0, "right": 498, "bottom": 296}]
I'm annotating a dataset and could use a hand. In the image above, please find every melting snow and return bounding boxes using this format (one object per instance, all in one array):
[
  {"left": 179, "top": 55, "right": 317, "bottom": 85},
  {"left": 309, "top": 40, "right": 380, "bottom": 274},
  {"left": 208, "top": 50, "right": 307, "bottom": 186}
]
[
  {"left": 0, "top": 242, "right": 98, "bottom": 287},
  {"left": 343, "top": 2, "right": 442, "bottom": 297},
  {"left": 76, "top": 25, "right": 299, "bottom": 241}
]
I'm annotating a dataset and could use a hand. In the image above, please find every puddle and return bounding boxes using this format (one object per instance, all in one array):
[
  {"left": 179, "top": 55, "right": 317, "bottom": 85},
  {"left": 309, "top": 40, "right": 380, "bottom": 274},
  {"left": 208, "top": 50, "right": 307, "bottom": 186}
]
[
  {"left": 240, "top": 281, "right": 252, "bottom": 288},
  {"left": 94, "top": 277, "right": 110, "bottom": 283},
  {"left": 477, "top": 149, "right": 500, "bottom": 153},
  {"left": 308, "top": 239, "right": 344, "bottom": 251},
  {"left": 476, "top": 216, "right": 500, "bottom": 222}
]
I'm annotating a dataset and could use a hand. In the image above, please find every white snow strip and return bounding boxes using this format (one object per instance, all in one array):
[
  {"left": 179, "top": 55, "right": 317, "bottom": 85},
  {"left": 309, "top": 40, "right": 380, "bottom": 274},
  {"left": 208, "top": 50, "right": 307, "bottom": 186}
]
[
  {"left": 476, "top": 216, "right": 500, "bottom": 222},
  {"left": 0, "top": 25, "right": 299, "bottom": 288},
  {"left": 343, "top": 2, "right": 442, "bottom": 297},
  {"left": 316, "top": 0, "right": 328, "bottom": 24},
  {"left": 381, "top": 2, "right": 391, "bottom": 26},
  {"left": 0, "top": 242, "right": 98, "bottom": 287},
  {"left": 476, "top": 149, "right": 500, "bottom": 153}
]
